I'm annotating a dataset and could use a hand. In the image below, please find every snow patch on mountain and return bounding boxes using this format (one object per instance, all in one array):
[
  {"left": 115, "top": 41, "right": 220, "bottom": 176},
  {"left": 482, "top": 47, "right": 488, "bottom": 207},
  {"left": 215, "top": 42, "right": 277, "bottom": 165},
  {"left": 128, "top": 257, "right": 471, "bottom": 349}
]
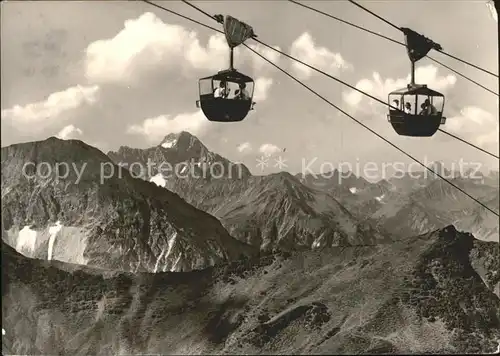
[
  {"left": 48, "top": 221, "right": 62, "bottom": 261},
  {"left": 150, "top": 173, "right": 167, "bottom": 187},
  {"left": 163, "top": 232, "right": 178, "bottom": 272},
  {"left": 161, "top": 139, "right": 176, "bottom": 149},
  {"left": 16, "top": 226, "right": 37, "bottom": 254}
]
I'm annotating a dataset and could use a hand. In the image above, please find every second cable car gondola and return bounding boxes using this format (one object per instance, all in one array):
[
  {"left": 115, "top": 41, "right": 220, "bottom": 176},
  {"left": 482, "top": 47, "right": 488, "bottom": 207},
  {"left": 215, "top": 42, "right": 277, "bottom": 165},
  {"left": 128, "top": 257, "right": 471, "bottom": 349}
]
[
  {"left": 388, "top": 84, "right": 446, "bottom": 137},
  {"left": 196, "top": 15, "right": 256, "bottom": 122},
  {"left": 387, "top": 28, "right": 446, "bottom": 137}
]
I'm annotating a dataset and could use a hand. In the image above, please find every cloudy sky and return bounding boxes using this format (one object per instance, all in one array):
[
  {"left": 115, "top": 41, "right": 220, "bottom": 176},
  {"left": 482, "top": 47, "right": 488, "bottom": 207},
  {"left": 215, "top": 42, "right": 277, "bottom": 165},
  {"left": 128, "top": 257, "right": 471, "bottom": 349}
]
[{"left": 1, "top": 0, "right": 498, "bottom": 177}]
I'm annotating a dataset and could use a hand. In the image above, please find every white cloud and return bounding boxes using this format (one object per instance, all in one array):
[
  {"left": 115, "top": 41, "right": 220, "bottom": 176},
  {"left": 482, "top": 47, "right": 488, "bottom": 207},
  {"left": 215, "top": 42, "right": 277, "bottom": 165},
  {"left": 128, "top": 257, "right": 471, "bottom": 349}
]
[
  {"left": 56, "top": 125, "right": 83, "bottom": 140},
  {"left": 1, "top": 85, "right": 99, "bottom": 128},
  {"left": 259, "top": 143, "right": 281, "bottom": 156},
  {"left": 85, "top": 12, "right": 281, "bottom": 84},
  {"left": 127, "top": 110, "right": 208, "bottom": 143},
  {"left": 342, "top": 64, "right": 456, "bottom": 112},
  {"left": 446, "top": 106, "right": 499, "bottom": 153},
  {"left": 290, "top": 32, "right": 351, "bottom": 80},
  {"left": 246, "top": 43, "right": 282, "bottom": 71},
  {"left": 237, "top": 142, "right": 252, "bottom": 153},
  {"left": 253, "top": 77, "right": 273, "bottom": 102}
]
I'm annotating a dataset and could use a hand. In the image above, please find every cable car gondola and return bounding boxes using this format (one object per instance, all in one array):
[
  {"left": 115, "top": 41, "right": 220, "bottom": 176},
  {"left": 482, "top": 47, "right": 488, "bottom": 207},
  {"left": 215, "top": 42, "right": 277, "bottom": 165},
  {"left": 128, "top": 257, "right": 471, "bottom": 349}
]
[
  {"left": 196, "top": 15, "right": 256, "bottom": 122},
  {"left": 387, "top": 28, "right": 446, "bottom": 137}
]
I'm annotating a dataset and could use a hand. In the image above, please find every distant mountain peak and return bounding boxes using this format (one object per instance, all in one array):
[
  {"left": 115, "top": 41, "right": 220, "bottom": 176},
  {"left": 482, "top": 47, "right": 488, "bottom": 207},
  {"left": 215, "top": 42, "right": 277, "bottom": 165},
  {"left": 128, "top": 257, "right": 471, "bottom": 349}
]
[
  {"left": 159, "top": 131, "right": 205, "bottom": 151},
  {"left": 160, "top": 136, "right": 177, "bottom": 149},
  {"left": 108, "top": 131, "right": 251, "bottom": 181},
  {"left": 2, "top": 136, "right": 107, "bottom": 168},
  {"left": 269, "top": 171, "right": 297, "bottom": 181}
]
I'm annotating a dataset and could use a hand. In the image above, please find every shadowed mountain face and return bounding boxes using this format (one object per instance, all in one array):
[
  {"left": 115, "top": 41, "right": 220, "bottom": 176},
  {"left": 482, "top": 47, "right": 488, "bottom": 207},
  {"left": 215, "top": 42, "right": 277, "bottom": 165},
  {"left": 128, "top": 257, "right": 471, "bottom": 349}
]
[
  {"left": 1, "top": 137, "right": 255, "bottom": 272},
  {"left": 108, "top": 132, "right": 499, "bottom": 247},
  {"left": 297, "top": 172, "right": 397, "bottom": 218},
  {"left": 169, "top": 172, "right": 390, "bottom": 251},
  {"left": 2, "top": 226, "right": 499, "bottom": 355},
  {"left": 107, "top": 134, "right": 390, "bottom": 251}
]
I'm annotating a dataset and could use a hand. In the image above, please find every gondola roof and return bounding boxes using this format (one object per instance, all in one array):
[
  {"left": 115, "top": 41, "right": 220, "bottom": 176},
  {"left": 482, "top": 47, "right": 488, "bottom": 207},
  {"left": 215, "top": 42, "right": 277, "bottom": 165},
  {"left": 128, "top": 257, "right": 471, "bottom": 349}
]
[
  {"left": 200, "top": 69, "right": 253, "bottom": 83},
  {"left": 389, "top": 84, "right": 444, "bottom": 97}
]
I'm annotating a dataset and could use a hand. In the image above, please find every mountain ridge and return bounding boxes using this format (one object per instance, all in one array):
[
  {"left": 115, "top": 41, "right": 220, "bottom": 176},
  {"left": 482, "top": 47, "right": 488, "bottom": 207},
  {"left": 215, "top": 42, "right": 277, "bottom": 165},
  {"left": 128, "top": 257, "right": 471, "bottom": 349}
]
[
  {"left": 108, "top": 131, "right": 251, "bottom": 182},
  {"left": 107, "top": 134, "right": 392, "bottom": 251},
  {"left": 2, "top": 225, "right": 499, "bottom": 354}
]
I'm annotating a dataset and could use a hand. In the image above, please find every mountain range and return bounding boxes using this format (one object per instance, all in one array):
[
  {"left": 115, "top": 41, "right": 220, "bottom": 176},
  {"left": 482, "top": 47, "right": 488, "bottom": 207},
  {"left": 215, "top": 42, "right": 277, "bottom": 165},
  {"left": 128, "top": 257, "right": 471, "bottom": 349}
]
[
  {"left": 2, "top": 226, "right": 499, "bottom": 354},
  {"left": 107, "top": 131, "right": 499, "bottom": 245},
  {"left": 108, "top": 132, "right": 391, "bottom": 252},
  {"left": 297, "top": 164, "right": 498, "bottom": 242},
  {"left": 1, "top": 137, "right": 255, "bottom": 273},
  {"left": 2, "top": 132, "right": 498, "bottom": 354}
]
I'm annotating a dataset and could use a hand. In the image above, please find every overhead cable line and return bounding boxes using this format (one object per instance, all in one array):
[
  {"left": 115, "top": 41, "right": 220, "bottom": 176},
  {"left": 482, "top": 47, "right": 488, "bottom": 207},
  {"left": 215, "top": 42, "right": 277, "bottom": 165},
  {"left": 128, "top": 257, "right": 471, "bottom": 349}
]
[
  {"left": 140, "top": 0, "right": 499, "bottom": 217},
  {"left": 347, "top": 0, "right": 499, "bottom": 78},
  {"left": 289, "top": 0, "right": 403, "bottom": 46},
  {"left": 182, "top": 0, "right": 498, "bottom": 159},
  {"left": 151, "top": 1, "right": 499, "bottom": 159},
  {"left": 249, "top": 39, "right": 498, "bottom": 160},
  {"left": 286, "top": 1, "right": 500, "bottom": 159},
  {"left": 287, "top": 0, "right": 498, "bottom": 97},
  {"left": 347, "top": 0, "right": 401, "bottom": 32},
  {"left": 437, "top": 130, "right": 499, "bottom": 159}
]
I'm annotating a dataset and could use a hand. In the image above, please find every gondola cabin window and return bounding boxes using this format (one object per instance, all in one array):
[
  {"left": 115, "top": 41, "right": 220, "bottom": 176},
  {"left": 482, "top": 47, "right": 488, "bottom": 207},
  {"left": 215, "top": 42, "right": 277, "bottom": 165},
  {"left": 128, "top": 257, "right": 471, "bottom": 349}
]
[
  {"left": 199, "top": 78, "right": 213, "bottom": 97},
  {"left": 212, "top": 79, "right": 254, "bottom": 100},
  {"left": 392, "top": 94, "right": 444, "bottom": 116}
]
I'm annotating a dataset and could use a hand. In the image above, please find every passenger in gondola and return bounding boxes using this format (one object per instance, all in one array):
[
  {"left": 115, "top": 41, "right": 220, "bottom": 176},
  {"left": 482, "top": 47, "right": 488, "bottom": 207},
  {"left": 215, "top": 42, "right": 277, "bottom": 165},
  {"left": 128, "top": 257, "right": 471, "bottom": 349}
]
[
  {"left": 214, "top": 80, "right": 230, "bottom": 98},
  {"left": 392, "top": 99, "right": 400, "bottom": 110},
  {"left": 234, "top": 82, "right": 250, "bottom": 100},
  {"left": 404, "top": 102, "right": 412, "bottom": 114},
  {"left": 419, "top": 103, "right": 427, "bottom": 115},
  {"left": 424, "top": 99, "right": 437, "bottom": 115}
]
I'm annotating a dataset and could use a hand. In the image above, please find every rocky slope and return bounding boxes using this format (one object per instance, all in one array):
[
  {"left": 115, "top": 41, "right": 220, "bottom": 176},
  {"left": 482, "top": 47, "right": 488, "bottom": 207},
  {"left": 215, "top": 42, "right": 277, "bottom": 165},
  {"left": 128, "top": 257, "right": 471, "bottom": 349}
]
[
  {"left": 296, "top": 170, "right": 389, "bottom": 217},
  {"left": 107, "top": 133, "right": 389, "bottom": 251},
  {"left": 1, "top": 137, "right": 255, "bottom": 272},
  {"left": 173, "top": 171, "right": 390, "bottom": 251},
  {"left": 2, "top": 225, "right": 499, "bottom": 354}
]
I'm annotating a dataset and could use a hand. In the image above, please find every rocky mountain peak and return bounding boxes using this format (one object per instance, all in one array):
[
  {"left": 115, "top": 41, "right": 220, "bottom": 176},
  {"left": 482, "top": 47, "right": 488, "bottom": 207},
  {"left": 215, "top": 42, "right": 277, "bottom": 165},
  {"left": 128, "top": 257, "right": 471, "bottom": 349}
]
[
  {"left": 159, "top": 131, "right": 206, "bottom": 152},
  {"left": 108, "top": 131, "right": 251, "bottom": 182}
]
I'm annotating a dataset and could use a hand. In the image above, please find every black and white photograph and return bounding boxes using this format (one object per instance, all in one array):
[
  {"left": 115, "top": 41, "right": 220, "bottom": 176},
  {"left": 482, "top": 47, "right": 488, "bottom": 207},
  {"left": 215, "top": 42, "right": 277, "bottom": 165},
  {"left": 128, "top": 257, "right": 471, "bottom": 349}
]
[{"left": 1, "top": 0, "right": 499, "bottom": 354}]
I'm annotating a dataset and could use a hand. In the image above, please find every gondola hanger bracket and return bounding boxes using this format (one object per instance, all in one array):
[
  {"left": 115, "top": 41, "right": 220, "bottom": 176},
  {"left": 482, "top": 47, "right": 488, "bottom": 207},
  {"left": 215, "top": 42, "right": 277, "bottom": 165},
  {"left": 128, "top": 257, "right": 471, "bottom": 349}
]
[
  {"left": 401, "top": 27, "right": 442, "bottom": 62},
  {"left": 214, "top": 14, "right": 224, "bottom": 24}
]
